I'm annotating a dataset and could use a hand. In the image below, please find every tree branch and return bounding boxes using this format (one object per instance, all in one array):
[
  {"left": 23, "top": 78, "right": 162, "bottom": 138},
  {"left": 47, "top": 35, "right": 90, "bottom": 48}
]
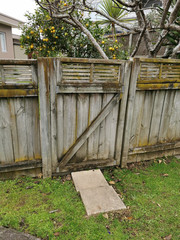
[
  {"left": 171, "top": 40, "right": 180, "bottom": 58},
  {"left": 169, "top": 0, "right": 180, "bottom": 24},
  {"left": 160, "top": 0, "right": 172, "bottom": 28},
  {"left": 70, "top": 15, "right": 109, "bottom": 59},
  {"left": 131, "top": 26, "right": 146, "bottom": 57},
  {"left": 165, "top": 23, "right": 180, "bottom": 32}
]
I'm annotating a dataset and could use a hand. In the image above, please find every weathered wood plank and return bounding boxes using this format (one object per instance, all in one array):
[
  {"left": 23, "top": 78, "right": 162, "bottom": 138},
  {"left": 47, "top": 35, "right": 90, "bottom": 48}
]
[
  {"left": 158, "top": 91, "right": 176, "bottom": 143},
  {"left": 25, "top": 98, "right": 34, "bottom": 160},
  {"left": 31, "top": 98, "right": 41, "bottom": 160},
  {"left": 63, "top": 94, "right": 76, "bottom": 153},
  {"left": 49, "top": 59, "right": 58, "bottom": 171},
  {"left": 121, "top": 58, "right": 140, "bottom": 167},
  {"left": 98, "top": 94, "right": 111, "bottom": 159},
  {"left": 38, "top": 58, "right": 52, "bottom": 178},
  {"left": 129, "top": 91, "right": 145, "bottom": 150},
  {"left": 14, "top": 98, "right": 28, "bottom": 162},
  {"left": 87, "top": 94, "right": 102, "bottom": 160},
  {"left": 137, "top": 83, "right": 180, "bottom": 90},
  {"left": 57, "top": 95, "right": 64, "bottom": 160},
  {"left": 167, "top": 91, "right": 180, "bottom": 142},
  {"left": 115, "top": 61, "right": 131, "bottom": 164},
  {"left": 74, "top": 94, "right": 89, "bottom": 162},
  {"left": 0, "top": 89, "right": 38, "bottom": 98},
  {"left": 0, "top": 159, "right": 42, "bottom": 173},
  {"left": 0, "top": 59, "right": 37, "bottom": 65},
  {"left": 8, "top": 99, "right": 19, "bottom": 162},
  {"left": 148, "top": 90, "right": 166, "bottom": 145},
  {"left": 60, "top": 57, "right": 125, "bottom": 65},
  {"left": 139, "top": 58, "right": 180, "bottom": 64},
  {"left": 138, "top": 91, "right": 156, "bottom": 147},
  {"left": 59, "top": 93, "right": 121, "bottom": 168}
]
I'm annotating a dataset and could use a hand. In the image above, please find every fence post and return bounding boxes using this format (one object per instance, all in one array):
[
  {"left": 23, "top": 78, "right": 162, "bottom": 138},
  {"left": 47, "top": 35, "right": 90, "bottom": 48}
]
[
  {"left": 38, "top": 58, "right": 58, "bottom": 178},
  {"left": 121, "top": 58, "right": 140, "bottom": 167}
]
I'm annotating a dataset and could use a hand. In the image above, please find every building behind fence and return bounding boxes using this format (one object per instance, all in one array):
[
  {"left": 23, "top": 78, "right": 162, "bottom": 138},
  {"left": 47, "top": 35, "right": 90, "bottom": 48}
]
[{"left": 0, "top": 57, "right": 180, "bottom": 179}]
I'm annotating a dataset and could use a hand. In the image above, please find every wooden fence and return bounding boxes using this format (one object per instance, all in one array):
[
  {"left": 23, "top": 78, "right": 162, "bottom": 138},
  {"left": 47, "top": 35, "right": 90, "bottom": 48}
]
[
  {"left": 121, "top": 58, "right": 180, "bottom": 166},
  {"left": 0, "top": 57, "right": 180, "bottom": 178}
]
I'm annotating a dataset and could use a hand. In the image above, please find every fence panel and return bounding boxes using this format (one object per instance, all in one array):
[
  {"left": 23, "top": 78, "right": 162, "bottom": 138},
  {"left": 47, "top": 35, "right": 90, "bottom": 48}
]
[
  {"left": 0, "top": 60, "right": 41, "bottom": 178},
  {"left": 122, "top": 58, "right": 180, "bottom": 166},
  {"left": 38, "top": 58, "right": 131, "bottom": 176}
]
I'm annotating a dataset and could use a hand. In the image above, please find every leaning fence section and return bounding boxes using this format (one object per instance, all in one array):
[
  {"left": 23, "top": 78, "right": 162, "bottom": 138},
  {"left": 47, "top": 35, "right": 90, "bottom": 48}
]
[
  {"left": 121, "top": 58, "right": 180, "bottom": 166},
  {"left": 0, "top": 60, "right": 42, "bottom": 179}
]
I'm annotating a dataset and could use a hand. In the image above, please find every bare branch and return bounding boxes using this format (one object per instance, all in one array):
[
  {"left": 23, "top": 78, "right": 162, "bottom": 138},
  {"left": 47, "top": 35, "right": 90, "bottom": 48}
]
[
  {"left": 160, "top": 0, "right": 172, "bottom": 28},
  {"left": 115, "top": 0, "right": 136, "bottom": 8},
  {"left": 171, "top": 40, "right": 180, "bottom": 58},
  {"left": 135, "top": 3, "right": 153, "bottom": 56},
  {"left": 131, "top": 26, "right": 146, "bottom": 57},
  {"left": 169, "top": 0, "right": 180, "bottom": 24},
  {"left": 70, "top": 15, "right": 109, "bottom": 59},
  {"left": 165, "top": 23, "right": 180, "bottom": 32},
  {"left": 151, "top": 30, "right": 168, "bottom": 56}
]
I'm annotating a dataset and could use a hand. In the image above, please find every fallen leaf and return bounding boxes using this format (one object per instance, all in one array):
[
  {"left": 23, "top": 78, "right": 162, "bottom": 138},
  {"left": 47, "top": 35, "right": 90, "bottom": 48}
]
[
  {"left": 157, "top": 203, "right": 161, "bottom": 207},
  {"left": 127, "top": 216, "right": 133, "bottom": 220},
  {"left": 162, "top": 174, "right": 169, "bottom": 177},
  {"left": 66, "top": 175, "right": 71, "bottom": 181},
  {"left": 54, "top": 232, "right": 60, "bottom": 237},
  {"left": 38, "top": 173, "right": 43, "bottom": 179},
  {"left": 109, "top": 181, "right": 115, "bottom": 185},
  {"left": 163, "top": 234, "right": 172, "bottom": 240},
  {"left": 106, "top": 225, "right": 110, "bottom": 230},
  {"left": 34, "top": 181, "right": 40, "bottom": 184},
  {"left": 103, "top": 213, "right": 109, "bottom": 219}
]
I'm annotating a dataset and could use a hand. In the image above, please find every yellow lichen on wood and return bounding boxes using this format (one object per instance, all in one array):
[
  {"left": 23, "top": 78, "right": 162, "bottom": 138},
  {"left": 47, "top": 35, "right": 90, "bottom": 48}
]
[{"left": 0, "top": 89, "right": 38, "bottom": 98}]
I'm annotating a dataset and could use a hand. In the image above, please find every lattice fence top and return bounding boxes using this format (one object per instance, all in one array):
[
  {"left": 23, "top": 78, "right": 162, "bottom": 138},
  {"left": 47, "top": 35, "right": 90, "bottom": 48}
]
[
  {"left": 137, "top": 58, "right": 180, "bottom": 90},
  {"left": 62, "top": 62, "right": 120, "bottom": 83},
  {"left": 0, "top": 60, "right": 37, "bottom": 86},
  {"left": 57, "top": 58, "right": 125, "bottom": 93}
]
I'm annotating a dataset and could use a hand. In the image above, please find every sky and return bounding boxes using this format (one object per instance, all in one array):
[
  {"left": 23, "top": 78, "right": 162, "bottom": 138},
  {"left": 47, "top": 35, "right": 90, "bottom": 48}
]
[{"left": 1, "top": 0, "right": 37, "bottom": 34}]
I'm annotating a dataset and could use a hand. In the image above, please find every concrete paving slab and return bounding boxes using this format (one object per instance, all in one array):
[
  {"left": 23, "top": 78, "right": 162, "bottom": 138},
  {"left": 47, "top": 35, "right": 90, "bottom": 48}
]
[
  {"left": 71, "top": 169, "right": 108, "bottom": 192},
  {"left": 80, "top": 186, "right": 126, "bottom": 216}
]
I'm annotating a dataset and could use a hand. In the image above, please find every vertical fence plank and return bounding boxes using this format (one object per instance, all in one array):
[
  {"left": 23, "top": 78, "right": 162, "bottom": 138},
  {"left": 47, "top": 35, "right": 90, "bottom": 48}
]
[
  {"left": 75, "top": 94, "right": 89, "bottom": 162},
  {"left": 88, "top": 94, "right": 102, "bottom": 160},
  {"left": 49, "top": 59, "right": 58, "bottom": 171},
  {"left": 121, "top": 58, "right": 140, "bottom": 167},
  {"left": 115, "top": 61, "right": 132, "bottom": 165},
  {"left": 38, "top": 58, "right": 52, "bottom": 178},
  {"left": 148, "top": 90, "right": 166, "bottom": 145}
]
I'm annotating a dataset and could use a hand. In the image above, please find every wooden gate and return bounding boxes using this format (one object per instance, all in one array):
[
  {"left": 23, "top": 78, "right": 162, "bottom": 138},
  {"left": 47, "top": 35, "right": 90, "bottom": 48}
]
[{"left": 38, "top": 58, "right": 133, "bottom": 177}]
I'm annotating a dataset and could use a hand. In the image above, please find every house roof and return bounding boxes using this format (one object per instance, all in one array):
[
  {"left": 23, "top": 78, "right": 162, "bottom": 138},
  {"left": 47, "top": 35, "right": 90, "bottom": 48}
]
[{"left": 0, "top": 12, "right": 24, "bottom": 28}]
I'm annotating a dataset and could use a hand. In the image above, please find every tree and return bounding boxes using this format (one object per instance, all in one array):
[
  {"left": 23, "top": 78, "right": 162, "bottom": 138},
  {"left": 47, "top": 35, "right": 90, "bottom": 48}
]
[
  {"left": 34, "top": 0, "right": 180, "bottom": 59},
  {"left": 20, "top": 7, "right": 107, "bottom": 58}
]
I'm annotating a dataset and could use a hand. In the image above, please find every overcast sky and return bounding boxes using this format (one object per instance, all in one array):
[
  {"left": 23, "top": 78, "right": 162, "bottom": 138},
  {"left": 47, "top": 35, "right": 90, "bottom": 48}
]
[{"left": 1, "top": 0, "right": 37, "bottom": 34}]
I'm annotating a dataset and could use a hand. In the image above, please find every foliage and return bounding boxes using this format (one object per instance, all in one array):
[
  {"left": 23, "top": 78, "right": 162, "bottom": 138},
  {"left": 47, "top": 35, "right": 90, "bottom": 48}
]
[
  {"left": 0, "top": 157, "right": 179, "bottom": 239},
  {"left": 98, "top": 0, "right": 133, "bottom": 37},
  {"left": 20, "top": 7, "right": 105, "bottom": 59},
  {"left": 147, "top": 1, "right": 180, "bottom": 58},
  {"left": 20, "top": 5, "right": 128, "bottom": 60}
]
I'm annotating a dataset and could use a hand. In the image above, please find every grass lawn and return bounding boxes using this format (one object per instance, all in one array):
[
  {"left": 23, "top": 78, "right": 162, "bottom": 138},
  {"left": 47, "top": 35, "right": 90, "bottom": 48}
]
[{"left": 0, "top": 157, "right": 179, "bottom": 240}]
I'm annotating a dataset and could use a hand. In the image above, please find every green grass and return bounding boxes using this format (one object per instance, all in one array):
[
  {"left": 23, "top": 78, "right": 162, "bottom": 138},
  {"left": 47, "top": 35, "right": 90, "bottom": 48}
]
[{"left": 0, "top": 157, "right": 179, "bottom": 240}]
